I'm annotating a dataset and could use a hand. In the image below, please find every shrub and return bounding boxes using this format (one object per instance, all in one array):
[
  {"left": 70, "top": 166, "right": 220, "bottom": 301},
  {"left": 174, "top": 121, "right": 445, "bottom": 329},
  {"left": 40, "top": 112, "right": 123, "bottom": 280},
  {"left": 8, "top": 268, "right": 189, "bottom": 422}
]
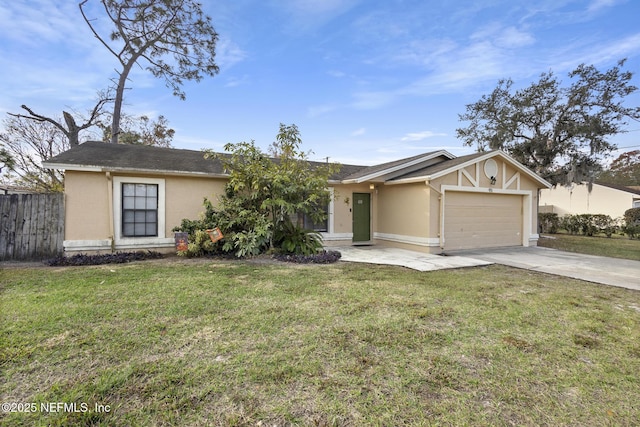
[
  {"left": 591, "top": 214, "right": 617, "bottom": 238},
  {"left": 561, "top": 215, "right": 581, "bottom": 235},
  {"left": 538, "top": 212, "right": 560, "bottom": 233},
  {"left": 560, "top": 214, "right": 618, "bottom": 237},
  {"left": 623, "top": 208, "right": 640, "bottom": 239},
  {"left": 46, "top": 251, "right": 163, "bottom": 266},
  {"left": 177, "top": 229, "right": 218, "bottom": 258},
  {"left": 274, "top": 221, "right": 323, "bottom": 255}
]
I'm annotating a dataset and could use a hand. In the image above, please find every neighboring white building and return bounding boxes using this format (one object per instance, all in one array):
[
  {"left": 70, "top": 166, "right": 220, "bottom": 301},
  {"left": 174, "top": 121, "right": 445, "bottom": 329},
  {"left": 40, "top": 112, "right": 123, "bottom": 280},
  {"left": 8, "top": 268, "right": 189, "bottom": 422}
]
[{"left": 539, "top": 182, "right": 640, "bottom": 219}]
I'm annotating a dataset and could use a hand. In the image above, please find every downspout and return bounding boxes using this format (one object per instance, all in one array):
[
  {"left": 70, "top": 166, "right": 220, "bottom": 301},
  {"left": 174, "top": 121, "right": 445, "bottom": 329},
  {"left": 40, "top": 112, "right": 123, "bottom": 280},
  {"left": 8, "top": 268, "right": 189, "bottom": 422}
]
[{"left": 106, "top": 172, "right": 115, "bottom": 253}]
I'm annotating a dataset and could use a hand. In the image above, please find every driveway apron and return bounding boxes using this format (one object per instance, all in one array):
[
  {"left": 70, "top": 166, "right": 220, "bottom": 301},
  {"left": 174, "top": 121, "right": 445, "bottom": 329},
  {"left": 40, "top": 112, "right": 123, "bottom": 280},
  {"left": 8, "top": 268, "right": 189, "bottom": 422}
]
[{"left": 327, "top": 246, "right": 491, "bottom": 272}]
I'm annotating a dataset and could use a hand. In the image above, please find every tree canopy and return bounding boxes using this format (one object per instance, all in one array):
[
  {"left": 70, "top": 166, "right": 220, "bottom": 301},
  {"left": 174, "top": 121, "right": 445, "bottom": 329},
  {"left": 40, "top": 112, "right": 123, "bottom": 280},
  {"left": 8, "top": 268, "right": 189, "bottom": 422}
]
[
  {"left": 0, "top": 116, "right": 68, "bottom": 192},
  {"left": 597, "top": 150, "right": 640, "bottom": 185},
  {"left": 80, "top": 0, "right": 219, "bottom": 144},
  {"left": 100, "top": 114, "right": 175, "bottom": 147},
  {"left": 456, "top": 60, "right": 640, "bottom": 185},
  {"left": 193, "top": 123, "right": 341, "bottom": 256}
]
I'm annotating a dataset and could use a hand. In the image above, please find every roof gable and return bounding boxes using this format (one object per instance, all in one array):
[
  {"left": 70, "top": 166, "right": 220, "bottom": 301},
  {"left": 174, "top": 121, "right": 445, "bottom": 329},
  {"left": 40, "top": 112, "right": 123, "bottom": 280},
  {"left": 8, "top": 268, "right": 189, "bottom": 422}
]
[
  {"left": 341, "top": 150, "right": 455, "bottom": 183},
  {"left": 387, "top": 150, "right": 552, "bottom": 188}
]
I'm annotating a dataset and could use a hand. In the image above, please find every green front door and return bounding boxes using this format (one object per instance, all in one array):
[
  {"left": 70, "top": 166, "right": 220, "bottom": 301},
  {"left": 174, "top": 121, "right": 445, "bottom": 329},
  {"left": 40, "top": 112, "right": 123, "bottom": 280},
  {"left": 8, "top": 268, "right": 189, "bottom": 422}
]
[{"left": 352, "top": 192, "right": 371, "bottom": 242}]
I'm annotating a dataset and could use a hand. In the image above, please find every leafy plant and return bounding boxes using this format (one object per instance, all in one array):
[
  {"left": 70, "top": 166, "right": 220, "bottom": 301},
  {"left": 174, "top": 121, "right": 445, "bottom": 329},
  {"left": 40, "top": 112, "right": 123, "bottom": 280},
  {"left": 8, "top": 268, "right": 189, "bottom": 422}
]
[
  {"left": 275, "top": 221, "right": 323, "bottom": 255},
  {"left": 177, "top": 229, "right": 217, "bottom": 258},
  {"left": 538, "top": 212, "right": 560, "bottom": 234},
  {"left": 560, "top": 214, "right": 619, "bottom": 237},
  {"left": 623, "top": 208, "right": 640, "bottom": 239}
]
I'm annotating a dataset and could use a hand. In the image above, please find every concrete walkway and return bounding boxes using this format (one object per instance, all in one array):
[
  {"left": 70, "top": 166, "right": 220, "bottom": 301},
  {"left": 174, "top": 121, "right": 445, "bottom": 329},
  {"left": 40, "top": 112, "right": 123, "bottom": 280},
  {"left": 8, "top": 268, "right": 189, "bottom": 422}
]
[
  {"left": 448, "top": 246, "right": 640, "bottom": 291},
  {"left": 327, "top": 246, "right": 491, "bottom": 272}
]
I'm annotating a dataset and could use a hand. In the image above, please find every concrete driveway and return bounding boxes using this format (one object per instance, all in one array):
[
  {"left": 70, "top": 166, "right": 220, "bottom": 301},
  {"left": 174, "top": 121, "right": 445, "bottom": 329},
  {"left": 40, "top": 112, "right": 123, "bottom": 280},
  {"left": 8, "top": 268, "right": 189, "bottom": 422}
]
[
  {"left": 327, "top": 246, "right": 491, "bottom": 272},
  {"left": 329, "top": 245, "right": 639, "bottom": 291},
  {"left": 451, "top": 246, "right": 640, "bottom": 291}
]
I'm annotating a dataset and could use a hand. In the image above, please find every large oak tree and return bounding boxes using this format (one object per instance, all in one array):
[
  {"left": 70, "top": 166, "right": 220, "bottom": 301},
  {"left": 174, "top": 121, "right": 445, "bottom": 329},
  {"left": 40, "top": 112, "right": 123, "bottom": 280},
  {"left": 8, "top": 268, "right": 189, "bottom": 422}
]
[{"left": 456, "top": 60, "right": 640, "bottom": 185}]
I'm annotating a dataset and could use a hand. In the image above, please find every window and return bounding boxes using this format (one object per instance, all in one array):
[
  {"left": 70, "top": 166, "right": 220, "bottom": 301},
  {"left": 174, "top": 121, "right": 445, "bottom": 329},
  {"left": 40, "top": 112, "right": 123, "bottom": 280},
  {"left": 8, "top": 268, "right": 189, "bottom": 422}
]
[
  {"left": 122, "top": 183, "right": 158, "bottom": 237},
  {"left": 634, "top": 200, "right": 640, "bottom": 209},
  {"left": 302, "top": 204, "right": 329, "bottom": 232}
]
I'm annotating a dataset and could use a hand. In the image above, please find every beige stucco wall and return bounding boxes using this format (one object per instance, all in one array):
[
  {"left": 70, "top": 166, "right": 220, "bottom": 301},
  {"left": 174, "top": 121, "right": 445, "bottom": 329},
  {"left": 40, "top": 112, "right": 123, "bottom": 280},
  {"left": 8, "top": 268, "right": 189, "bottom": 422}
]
[
  {"left": 539, "top": 184, "right": 636, "bottom": 219},
  {"left": 64, "top": 171, "right": 227, "bottom": 250},
  {"left": 164, "top": 175, "right": 227, "bottom": 233},
  {"left": 331, "top": 184, "right": 374, "bottom": 235},
  {"left": 376, "top": 182, "right": 430, "bottom": 238},
  {"left": 64, "top": 171, "right": 111, "bottom": 241}
]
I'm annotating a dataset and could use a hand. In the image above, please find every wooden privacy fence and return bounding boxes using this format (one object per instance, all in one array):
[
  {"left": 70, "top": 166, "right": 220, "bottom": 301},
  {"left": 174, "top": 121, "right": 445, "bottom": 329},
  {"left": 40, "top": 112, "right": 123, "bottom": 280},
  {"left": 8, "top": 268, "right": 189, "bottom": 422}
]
[{"left": 0, "top": 193, "right": 64, "bottom": 261}]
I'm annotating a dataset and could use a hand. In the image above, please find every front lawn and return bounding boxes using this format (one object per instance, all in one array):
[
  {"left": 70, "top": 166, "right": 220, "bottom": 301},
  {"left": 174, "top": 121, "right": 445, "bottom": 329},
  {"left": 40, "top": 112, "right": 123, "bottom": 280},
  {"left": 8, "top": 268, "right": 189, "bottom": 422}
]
[
  {"left": 1, "top": 259, "right": 639, "bottom": 426},
  {"left": 539, "top": 232, "right": 640, "bottom": 261}
]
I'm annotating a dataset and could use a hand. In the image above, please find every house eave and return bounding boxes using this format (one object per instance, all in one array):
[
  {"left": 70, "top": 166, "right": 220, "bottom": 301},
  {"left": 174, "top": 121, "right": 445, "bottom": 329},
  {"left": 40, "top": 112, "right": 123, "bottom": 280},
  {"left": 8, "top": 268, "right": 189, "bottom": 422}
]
[{"left": 43, "top": 162, "right": 230, "bottom": 179}]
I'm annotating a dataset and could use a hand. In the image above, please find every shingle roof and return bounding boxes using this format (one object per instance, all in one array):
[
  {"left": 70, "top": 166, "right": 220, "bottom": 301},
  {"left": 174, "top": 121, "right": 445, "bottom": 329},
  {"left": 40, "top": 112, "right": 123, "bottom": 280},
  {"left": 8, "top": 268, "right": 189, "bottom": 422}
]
[
  {"left": 44, "top": 142, "right": 550, "bottom": 188},
  {"left": 44, "top": 141, "right": 367, "bottom": 180},
  {"left": 341, "top": 151, "right": 448, "bottom": 181},
  {"left": 388, "top": 151, "right": 488, "bottom": 181}
]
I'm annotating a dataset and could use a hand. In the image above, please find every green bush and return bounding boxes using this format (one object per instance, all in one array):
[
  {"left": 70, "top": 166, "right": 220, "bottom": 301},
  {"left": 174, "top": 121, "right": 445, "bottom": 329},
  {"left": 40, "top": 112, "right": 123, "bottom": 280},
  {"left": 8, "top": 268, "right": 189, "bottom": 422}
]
[
  {"left": 177, "top": 229, "right": 217, "bottom": 258},
  {"left": 561, "top": 215, "right": 581, "bottom": 235},
  {"left": 275, "top": 221, "right": 323, "bottom": 255},
  {"left": 538, "top": 212, "right": 560, "bottom": 233},
  {"left": 623, "top": 208, "right": 640, "bottom": 239},
  {"left": 560, "top": 214, "right": 618, "bottom": 238},
  {"left": 591, "top": 214, "right": 617, "bottom": 238}
]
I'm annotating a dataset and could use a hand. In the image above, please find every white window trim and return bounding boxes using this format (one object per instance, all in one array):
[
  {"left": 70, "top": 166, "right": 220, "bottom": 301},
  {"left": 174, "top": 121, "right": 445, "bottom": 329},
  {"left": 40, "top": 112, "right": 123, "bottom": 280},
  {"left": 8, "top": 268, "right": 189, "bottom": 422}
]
[
  {"left": 113, "top": 177, "right": 168, "bottom": 247},
  {"left": 320, "top": 187, "right": 340, "bottom": 240}
]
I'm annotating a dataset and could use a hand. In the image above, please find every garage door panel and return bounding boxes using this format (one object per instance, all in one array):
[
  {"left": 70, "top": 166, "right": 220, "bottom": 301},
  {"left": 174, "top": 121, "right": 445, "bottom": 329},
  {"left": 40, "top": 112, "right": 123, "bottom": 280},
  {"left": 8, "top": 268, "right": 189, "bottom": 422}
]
[{"left": 444, "top": 192, "right": 523, "bottom": 251}]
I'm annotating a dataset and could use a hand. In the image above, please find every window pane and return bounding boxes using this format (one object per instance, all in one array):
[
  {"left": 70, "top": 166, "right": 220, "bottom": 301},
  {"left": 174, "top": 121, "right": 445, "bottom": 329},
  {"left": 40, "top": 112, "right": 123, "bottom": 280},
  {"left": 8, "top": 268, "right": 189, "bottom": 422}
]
[
  {"left": 135, "top": 197, "right": 146, "bottom": 209},
  {"left": 135, "top": 223, "right": 146, "bottom": 235},
  {"left": 146, "top": 211, "right": 157, "bottom": 222},
  {"left": 146, "top": 223, "right": 157, "bottom": 236},
  {"left": 135, "top": 184, "right": 147, "bottom": 197},
  {"left": 147, "top": 185, "right": 157, "bottom": 197},
  {"left": 146, "top": 197, "right": 157, "bottom": 209},
  {"left": 134, "top": 211, "right": 145, "bottom": 222},
  {"left": 123, "top": 184, "right": 135, "bottom": 196},
  {"left": 123, "top": 196, "right": 135, "bottom": 209},
  {"left": 123, "top": 210, "right": 135, "bottom": 223},
  {"left": 123, "top": 223, "right": 135, "bottom": 236}
]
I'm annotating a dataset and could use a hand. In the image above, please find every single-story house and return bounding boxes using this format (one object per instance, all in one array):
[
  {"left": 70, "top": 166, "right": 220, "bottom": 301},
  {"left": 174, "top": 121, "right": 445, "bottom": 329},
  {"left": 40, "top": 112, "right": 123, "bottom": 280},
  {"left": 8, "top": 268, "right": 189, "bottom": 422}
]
[
  {"left": 539, "top": 182, "right": 640, "bottom": 219},
  {"left": 43, "top": 142, "right": 551, "bottom": 255}
]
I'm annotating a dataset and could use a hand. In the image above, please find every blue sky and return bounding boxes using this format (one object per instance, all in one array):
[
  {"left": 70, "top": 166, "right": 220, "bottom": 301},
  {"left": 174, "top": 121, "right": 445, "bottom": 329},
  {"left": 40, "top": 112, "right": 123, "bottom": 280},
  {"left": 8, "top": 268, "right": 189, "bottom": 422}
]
[{"left": 1, "top": 0, "right": 640, "bottom": 166}]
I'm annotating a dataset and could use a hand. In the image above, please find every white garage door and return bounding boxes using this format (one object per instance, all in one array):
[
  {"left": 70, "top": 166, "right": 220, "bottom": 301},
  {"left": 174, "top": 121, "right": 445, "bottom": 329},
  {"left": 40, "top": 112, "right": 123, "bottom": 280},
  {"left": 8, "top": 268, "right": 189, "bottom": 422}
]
[{"left": 444, "top": 192, "right": 523, "bottom": 251}]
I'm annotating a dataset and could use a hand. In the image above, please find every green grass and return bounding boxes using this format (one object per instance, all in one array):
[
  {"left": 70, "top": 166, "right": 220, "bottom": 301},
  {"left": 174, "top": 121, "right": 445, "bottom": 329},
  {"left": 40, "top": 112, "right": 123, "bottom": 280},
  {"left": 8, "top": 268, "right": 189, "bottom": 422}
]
[
  {"left": 539, "top": 232, "right": 640, "bottom": 261},
  {"left": 2, "top": 258, "right": 640, "bottom": 426}
]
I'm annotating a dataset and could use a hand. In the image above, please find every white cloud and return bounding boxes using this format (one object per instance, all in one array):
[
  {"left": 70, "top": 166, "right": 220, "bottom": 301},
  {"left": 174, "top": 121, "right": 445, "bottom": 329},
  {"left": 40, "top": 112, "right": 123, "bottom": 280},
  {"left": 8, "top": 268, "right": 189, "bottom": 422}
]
[
  {"left": 351, "top": 128, "right": 366, "bottom": 136},
  {"left": 270, "top": 0, "right": 361, "bottom": 32},
  {"left": 216, "top": 38, "right": 247, "bottom": 69},
  {"left": 350, "top": 91, "right": 397, "bottom": 110},
  {"left": 401, "top": 131, "right": 447, "bottom": 142},
  {"left": 307, "top": 103, "right": 340, "bottom": 117},
  {"left": 224, "top": 75, "right": 250, "bottom": 88}
]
